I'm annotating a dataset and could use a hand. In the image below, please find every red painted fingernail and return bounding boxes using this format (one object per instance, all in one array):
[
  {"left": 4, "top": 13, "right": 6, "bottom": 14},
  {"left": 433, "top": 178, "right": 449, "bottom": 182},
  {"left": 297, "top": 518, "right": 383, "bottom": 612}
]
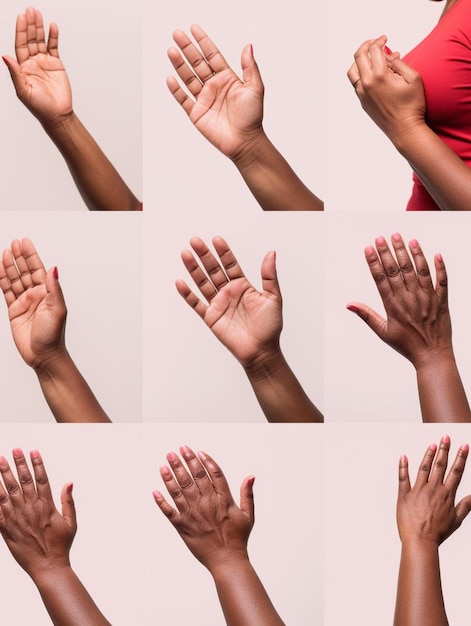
[
  {"left": 436, "top": 253, "right": 443, "bottom": 263},
  {"left": 53, "top": 266, "right": 59, "bottom": 280},
  {"left": 67, "top": 482, "right": 73, "bottom": 494},
  {"left": 248, "top": 476, "right": 255, "bottom": 486},
  {"left": 384, "top": 45, "right": 393, "bottom": 55},
  {"left": 346, "top": 305, "right": 360, "bottom": 314}
]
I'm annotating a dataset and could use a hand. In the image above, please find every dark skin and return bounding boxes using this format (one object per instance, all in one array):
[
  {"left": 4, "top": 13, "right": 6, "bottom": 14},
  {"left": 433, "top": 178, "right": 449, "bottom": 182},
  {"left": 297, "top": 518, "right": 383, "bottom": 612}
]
[
  {"left": 395, "top": 436, "right": 471, "bottom": 625},
  {"left": 347, "top": 0, "right": 471, "bottom": 211},
  {"left": 154, "top": 445, "right": 286, "bottom": 626},
  {"left": 167, "top": 25, "right": 323, "bottom": 211},
  {"left": 347, "top": 233, "right": 470, "bottom": 423},
  {"left": 177, "top": 236, "right": 323, "bottom": 422},
  {"left": 3, "top": 7, "right": 141, "bottom": 211},
  {"left": 0, "top": 449, "right": 110, "bottom": 626},
  {"left": 0, "top": 238, "right": 110, "bottom": 423}
]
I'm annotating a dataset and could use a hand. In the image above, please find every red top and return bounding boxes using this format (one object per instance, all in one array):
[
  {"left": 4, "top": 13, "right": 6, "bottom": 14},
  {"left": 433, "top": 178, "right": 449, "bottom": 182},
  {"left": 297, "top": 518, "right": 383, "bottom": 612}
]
[{"left": 403, "top": 0, "right": 471, "bottom": 210}]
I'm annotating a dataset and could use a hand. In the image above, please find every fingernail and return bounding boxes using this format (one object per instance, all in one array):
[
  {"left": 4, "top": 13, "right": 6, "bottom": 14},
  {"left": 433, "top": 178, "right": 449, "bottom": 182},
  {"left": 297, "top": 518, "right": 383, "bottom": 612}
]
[
  {"left": 153, "top": 490, "right": 162, "bottom": 499},
  {"left": 375, "top": 236, "right": 386, "bottom": 247},
  {"left": 180, "top": 445, "right": 191, "bottom": 457},
  {"left": 364, "top": 245, "right": 375, "bottom": 255},
  {"left": 391, "top": 232, "right": 401, "bottom": 242},
  {"left": 0, "top": 456, "right": 6, "bottom": 466},
  {"left": 166, "top": 451, "right": 177, "bottom": 462},
  {"left": 197, "top": 450, "right": 207, "bottom": 461},
  {"left": 441, "top": 434, "right": 450, "bottom": 444},
  {"left": 67, "top": 482, "right": 73, "bottom": 494},
  {"left": 248, "top": 476, "right": 255, "bottom": 486},
  {"left": 346, "top": 304, "right": 360, "bottom": 314},
  {"left": 461, "top": 444, "right": 469, "bottom": 452},
  {"left": 384, "top": 45, "right": 393, "bottom": 55},
  {"left": 160, "top": 465, "right": 171, "bottom": 476},
  {"left": 53, "top": 266, "right": 59, "bottom": 280},
  {"left": 12, "top": 448, "right": 22, "bottom": 458},
  {"left": 30, "top": 449, "right": 40, "bottom": 459},
  {"left": 436, "top": 253, "right": 443, "bottom": 263},
  {"left": 429, "top": 443, "right": 437, "bottom": 452},
  {"left": 400, "top": 454, "right": 407, "bottom": 464},
  {"left": 409, "top": 239, "right": 418, "bottom": 249}
]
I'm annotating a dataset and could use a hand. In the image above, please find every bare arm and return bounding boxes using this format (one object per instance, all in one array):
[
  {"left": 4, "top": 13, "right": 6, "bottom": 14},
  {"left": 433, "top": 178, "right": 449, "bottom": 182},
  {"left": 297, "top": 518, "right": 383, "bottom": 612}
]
[
  {"left": 167, "top": 25, "right": 322, "bottom": 211},
  {"left": 3, "top": 8, "right": 141, "bottom": 211},
  {"left": 348, "top": 233, "right": 470, "bottom": 423},
  {"left": 0, "top": 449, "right": 110, "bottom": 625},
  {"left": 0, "top": 238, "right": 110, "bottom": 423},
  {"left": 154, "top": 446, "right": 285, "bottom": 626},
  {"left": 177, "top": 236, "right": 322, "bottom": 422}
]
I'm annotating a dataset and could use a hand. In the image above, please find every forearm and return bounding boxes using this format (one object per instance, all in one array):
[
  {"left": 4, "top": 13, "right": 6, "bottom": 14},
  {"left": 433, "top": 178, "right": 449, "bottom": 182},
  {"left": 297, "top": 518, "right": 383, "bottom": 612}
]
[
  {"left": 32, "top": 564, "right": 111, "bottom": 626},
  {"left": 393, "top": 122, "right": 471, "bottom": 211},
  {"left": 415, "top": 353, "right": 471, "bottom": 423},
  {"left": 211, "top": 558, "right": 285, "bottom": 626},
  {"left": 244, "top": 349, "right": 323, "bottom": 423},
  {"left": 233, "top": 132, "right": 323, "bottom": 211},
  {"left": 394, "top": 541, "right": 448, "bottom": 626},
  {"left": 35, "top": 351, "right": 111, "bottom": 423},
  {"left": 42, "top": 112, "right": 141, "bottom": 211}
]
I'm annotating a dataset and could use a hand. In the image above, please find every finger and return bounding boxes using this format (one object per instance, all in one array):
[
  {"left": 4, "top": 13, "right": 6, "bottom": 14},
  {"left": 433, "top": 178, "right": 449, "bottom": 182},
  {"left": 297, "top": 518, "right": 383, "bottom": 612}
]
[
  {"left": 190, "top": 24, "right": 230, "bottom": 74},
  {"left": 2, "top": 55, "right": 22, "bottom": 89},
  {"left": 60, "top": 482, "right": 77, "bottom": 530},
  {"left": 346, "top": 302, "right": 388, "bottom": 340},
  {"left": 166, "top": 451, "right": 200, "bottom": 500},
  {"left": 353, "top": 36, "right": 386, "bottom": 80},
  {"left": 34, "top": 8, "right": 47, "bottom": 55},
  {"left": 20, "top": 238, "right": 47, "bottom": 286},
  {"left": 168, "top": 46, "right": 204, "bottom": 98},
  {"left": 2, "top": 248, "right": 27, "bottom": 298},
  {"left": 160, "top": 464, "right": 190, "bottom": 513},
  {"left": 190, "top": 237, "right": 230, "bottom": 292},
  {"left": 0, "top": 480, "right": 12, "bottom": 524},
  {"left": 212, "top": 236, "right": 246, "bottom": 281},
  {"left": 180, "top": 248, "right": 219, "bottom": 302},
  {"left": 29, "top": 449, "right": 54, "bottom": 503},
  {"left": 240, "top": 44, "right": 264, "bottom": 93},
  {"left": 45, "top": 266, "right": 67, "bottom": 317},
  {"left": 408, "top": 239, "right": 434, "bottom": 291},
  {"left": 374, "top": 236, "right": 406, "bottom": 294},
  {"left": 166, "top": 75, "right": 195, "bottom": 116},
  {"left": 444, "top": 443, "right": 469, "bottom": 496},
  {"left": 175, "top": 278, "right": 208, "bottom": 318},
  {"left": 172, "top": 28, "right": 214, "bottom": 86},
  {"left": 367, "top": 36, "right": 389, "bottom": 75},
  {"left": 197, "top": 450, "right": 232, "bottom": 499},
  {"left": 398, "top": 455, "right": 411, "bottom": 496},
  {"left": 0, "top": 455, "right": 25, "bottom": 506},
  {"left": 390, "top": 233, "right": 421, "bottom": 290},
  {"left": 14, "top": 13, "right": 29, "bottom": 64},
  {"left": 0, "top": 252, "right": 18, "bottom": 306},
  {"left": 414, "top": 442, "right": 437, "bottom": 487},
  {"left": 430, "top": 435, "right": 451, "bottom": 485},
  {"left": 455, "top": 494, "right": 471, "bottom": 527},
  {"left": 260, "top": 251, "right": 281, "bottom": 299},
  {"left": 153, "top": 489, "right": 181, "bottom": 527},
  {"left": 25, "top": 6, "right": 39, "bottom": 57},
  {"left": 434, "top": 253, "right": 449, "bottom": 306},
  {"left": 385, "top": 55, "right": 420, "bottom": 83},
  {"left": 47, "top": 23, "right": 59, "bottom": 58},
  {"left": 239, "top": 475, "right": 255, "bottom": 523},
  {"left": 347, "top": 61, "right": 361, "bottom": 90},
  {"left": 364, "top": 244, "right": 393, "bottom": 303},
  {"left": 11, "top": 448, "right": 36, "bottom": 501},
  {"left": 179, "top": 445, "right": 213, "bottom": 496}
]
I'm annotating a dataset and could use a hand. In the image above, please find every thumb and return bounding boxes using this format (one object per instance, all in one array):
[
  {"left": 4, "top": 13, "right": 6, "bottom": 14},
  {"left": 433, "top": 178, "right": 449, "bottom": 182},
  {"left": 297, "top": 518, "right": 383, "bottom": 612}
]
[
  {"left": 455, "top": 495, "right": 471, "bottom": 527},
  {"left": 241, "top": 44, "right": 264, "bottom": 93},
  {"left": 261, "top": 250, "right": 281, "bottom": 299},
  {"left": 60, "top": 482, "right": 77, "bottom": 530},
  {"left": 2, "top": 55, "right": 21, "bottom": 87},
  {"left": 45, "top": 266, "right": 67, "bottom": 314},
  {"left": 346, "top": 302, "right": 387, "bottom": 340},
  {"left": 239, "top": 475, "right": 255, "bottom": 523}
]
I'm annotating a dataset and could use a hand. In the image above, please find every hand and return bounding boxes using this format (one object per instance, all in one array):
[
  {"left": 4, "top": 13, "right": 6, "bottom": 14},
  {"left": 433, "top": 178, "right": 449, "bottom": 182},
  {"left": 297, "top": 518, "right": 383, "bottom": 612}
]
[
  {"left": 347, "top": 35, "right": 426, "bottom": 144},
  {"left": 167, "top": 25, "right": 264, "bottom": 160},
  {"left": 0, "top": 449, "right": 76, "bottom": 579},
  {"left": 347, "top": 233, "right": 452, "bottom": 370},
  {"left": 154, "top": 446, "right": 254, "bottom": 572},
  {"left": 397, "top": 436, "right": 471, "bottom": 547},
  {"left": 0, "top": 238, "right": 67, "bottom": 370},
  {"left": 176, "top": 236, "right": 283, "bottom": 369},
  {"left": 3, "top": 7, "right": 72, "bottom": 126}
]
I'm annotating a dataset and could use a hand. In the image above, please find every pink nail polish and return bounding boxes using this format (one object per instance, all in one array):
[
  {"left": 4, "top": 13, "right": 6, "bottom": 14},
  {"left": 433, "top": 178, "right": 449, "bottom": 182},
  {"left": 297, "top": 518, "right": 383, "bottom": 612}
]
[
  {"left": 436, "top": 253, "right": 443, "bottom": 263},
  {"left": 409, "top": 239, "right": 419, "bottom": 249},
  {"left": 391, "top": 232, "right": 402, "bottom": 242},
  {"left": 441, "top": 434, "right": 450, "bottom": 444},
  {"left": 30, "top": 449, "right": 40, "bottom": 459},
  {"left": 384, "top": 45, "right": 393, "bottom": 55},
  {"left": 166, "top": 451, "right": 177, "bottom": 462},
  {"left": 12, "top": 448, "right": 22, "bottom": 458},
  {"left": 461, "top": 444, "right": 469, "bottom": 452}
]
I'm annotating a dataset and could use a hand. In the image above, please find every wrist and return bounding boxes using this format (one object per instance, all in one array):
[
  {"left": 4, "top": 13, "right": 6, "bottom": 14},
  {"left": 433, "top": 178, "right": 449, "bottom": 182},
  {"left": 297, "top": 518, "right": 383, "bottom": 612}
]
[
  {"left": 28, "top": 557, "right": 72, "bottom": 586},
  {"left": 33, "top": 347, "right": 71, "bottom": 378},
  {"left": 391, "top": 118, "right": 429, "bottom": 154},
  {"left": 207, "top": 548, "right": 251, "bottom": 577},
  {"left": 413, "top": 345, "right": 456, "bottom": 371},
  {"left": 243, "top": 345, "right": 285, "bottom": 379},
  {"left": 41, "top": 111, "right": 78, "bottom": 138},
  {"left": 231, "top": 129, "right": 273, "bottom": 170}
]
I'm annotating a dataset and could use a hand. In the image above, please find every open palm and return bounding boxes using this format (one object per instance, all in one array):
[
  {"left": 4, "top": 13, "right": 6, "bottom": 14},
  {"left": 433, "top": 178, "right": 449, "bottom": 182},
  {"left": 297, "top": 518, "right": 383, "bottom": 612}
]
[
  {"left": 3, "top": 7, "right": 72, "bottom": 124},
  {"left": 167, "top": 25, "right": 264, "bottom": 159},
  {"left": 0, "top": 239, "right": 66, "bottom": 369},
  {"left": 177, "top": 237, "right": 282, "bottom": 367}
]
